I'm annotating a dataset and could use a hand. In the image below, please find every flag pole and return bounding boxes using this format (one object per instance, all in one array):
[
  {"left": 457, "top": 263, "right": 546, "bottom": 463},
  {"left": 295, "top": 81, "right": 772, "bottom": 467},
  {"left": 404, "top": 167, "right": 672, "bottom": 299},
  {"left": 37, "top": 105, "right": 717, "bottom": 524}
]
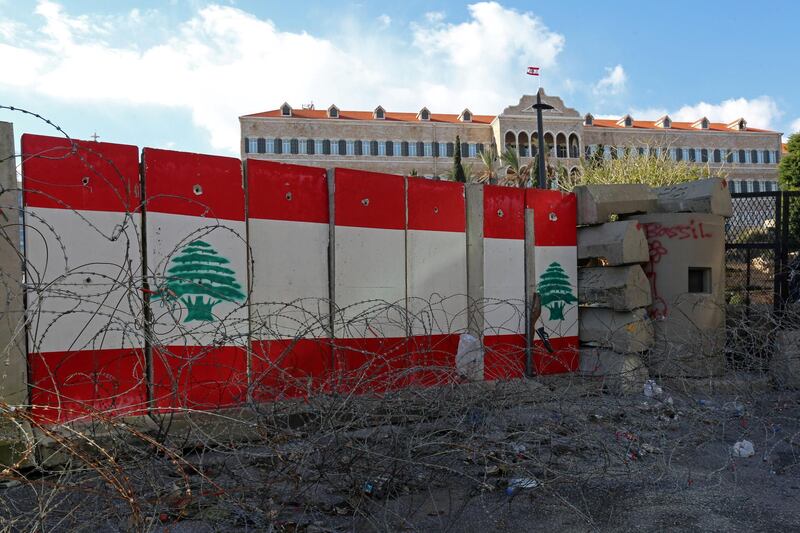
[{"left": 529, "top": 66, "right": 553, "bottom": 189}]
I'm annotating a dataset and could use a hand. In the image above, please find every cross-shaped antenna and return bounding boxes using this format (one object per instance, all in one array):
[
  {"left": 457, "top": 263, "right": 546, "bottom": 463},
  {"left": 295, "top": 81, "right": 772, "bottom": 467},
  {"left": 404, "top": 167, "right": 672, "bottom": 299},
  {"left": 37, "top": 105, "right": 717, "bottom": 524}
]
[{"left": 90, "top": 132, "right": 100, "bottom": 142}]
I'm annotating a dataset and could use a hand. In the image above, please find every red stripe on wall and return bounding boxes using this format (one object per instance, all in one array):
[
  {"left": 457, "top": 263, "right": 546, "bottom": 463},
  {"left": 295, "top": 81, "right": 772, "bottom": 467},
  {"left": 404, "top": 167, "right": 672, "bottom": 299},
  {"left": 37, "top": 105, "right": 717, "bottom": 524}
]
[
  {"left": 251, "top": 338, "right": 332, "bottom": 400},
  {"left": 28, "top": 348, "right": 147, "bottom": 423},
  {"left": 483, "top": 334, "right": 580, "bottom": 379},
  {"left": 247, "top": 160, "right": 329, "bottom": 223},
  {"left": 483, "top": 185, "right": 525, "bottom": 240},
  {"left": 333, "top": 337, "right": 411, "bottom": 393},
  {"left": 534, "top": 336, "right": 579, "bottom": 375},
  {"left": 151, "top": 345, "right": 248, "bottom": 411},
  {"left": 333, "top": 168, "right": 405, "bottom": 230},
  {"left": 143, "top": 148, "right": 244, "bottom": 221},
  {"left": 526, "top": 189, "right": 578, "bottom": 246},
  {"left": 21, "top": 134, "right": 140, "bottom": 213},
  {"left": 407, "top": 178, "right": 465, "bottom": 232}
]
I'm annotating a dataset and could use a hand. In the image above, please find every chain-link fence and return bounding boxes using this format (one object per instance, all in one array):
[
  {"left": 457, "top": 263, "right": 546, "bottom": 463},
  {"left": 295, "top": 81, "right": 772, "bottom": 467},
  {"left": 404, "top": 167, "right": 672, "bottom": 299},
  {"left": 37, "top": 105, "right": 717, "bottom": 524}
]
[{"left": 725, "top": 190, "right": 800, "bottom": 370}]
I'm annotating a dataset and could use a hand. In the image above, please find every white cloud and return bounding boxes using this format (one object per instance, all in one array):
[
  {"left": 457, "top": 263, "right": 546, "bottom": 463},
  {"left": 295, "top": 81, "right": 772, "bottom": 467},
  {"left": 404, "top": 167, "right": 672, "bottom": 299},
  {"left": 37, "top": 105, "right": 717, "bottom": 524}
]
[
  {"left": 377, "top": 14, "right": 391, "bottom": 28},
  {"left": 593, "top": 64, "right": 626, "bottom": 96},
  {"left": 0, "top": 1, "right": 567, "bottom": 154},
  {"left": 671, "top": 96, "right": 781, "bottom": 130},
  {"left": 790, "top": 117, "right": 800, "bottom": 134}
]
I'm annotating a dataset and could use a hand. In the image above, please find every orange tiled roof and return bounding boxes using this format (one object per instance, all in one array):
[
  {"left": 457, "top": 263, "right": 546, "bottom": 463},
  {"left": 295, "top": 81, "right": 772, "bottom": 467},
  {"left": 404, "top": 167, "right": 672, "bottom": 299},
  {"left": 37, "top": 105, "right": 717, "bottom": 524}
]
[
  {"left": 589, "top": 118, "right": 774, "bottom": 133},
  {"left": 783, "top": 142, "right": 789, "bottom": 153},
  {"left": 243, "top": 108, "right": 495, "bottom": 124}
]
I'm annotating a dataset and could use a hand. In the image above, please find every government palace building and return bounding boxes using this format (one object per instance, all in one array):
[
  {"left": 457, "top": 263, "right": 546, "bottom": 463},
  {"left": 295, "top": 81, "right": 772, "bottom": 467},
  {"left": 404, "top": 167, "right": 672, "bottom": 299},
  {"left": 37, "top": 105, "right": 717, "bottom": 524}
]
[{"left": 240, "top": 90, "right": 785, "bottom": 193}]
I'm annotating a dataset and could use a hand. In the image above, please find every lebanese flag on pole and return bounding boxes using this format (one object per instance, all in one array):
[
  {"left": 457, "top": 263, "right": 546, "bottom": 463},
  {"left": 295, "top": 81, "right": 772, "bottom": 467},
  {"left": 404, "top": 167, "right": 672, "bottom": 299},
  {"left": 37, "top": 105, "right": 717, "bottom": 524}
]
[{"left": 527, "top": 66, "right": 540, "bottom": 76}]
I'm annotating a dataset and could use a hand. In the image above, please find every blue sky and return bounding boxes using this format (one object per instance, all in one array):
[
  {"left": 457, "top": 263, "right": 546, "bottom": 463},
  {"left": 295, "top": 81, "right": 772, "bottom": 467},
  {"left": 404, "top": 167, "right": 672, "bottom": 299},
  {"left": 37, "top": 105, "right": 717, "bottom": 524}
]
[{"left": 1, "top": 0, "right": 797, "bottom": 156}]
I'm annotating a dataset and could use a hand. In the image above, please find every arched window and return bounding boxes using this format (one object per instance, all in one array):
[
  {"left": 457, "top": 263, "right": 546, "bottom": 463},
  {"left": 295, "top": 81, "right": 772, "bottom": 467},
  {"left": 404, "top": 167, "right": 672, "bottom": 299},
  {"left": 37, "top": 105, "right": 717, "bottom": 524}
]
[
  {"left": 688, "top": 148, "right": 696, "bottom": 162},
  {"left": 738, "top": 149, "right": 746, "bottom": 163},
  {"left": 370, "top": 140, "right": 379, "bottom": 156},
  {"left": 568, "top": 134, "right": 580, "bottom": 158},
  {"left": 518, "top": 132, "right": 529, "bottom": 156},
  {"left": 556, "top": 133, "right": 567, "bottom": 158},
  {"left": 433, "top": 142, "right": 440, "bottom": 158},
  {"left": 401, "top": 141, "right": 409, "bottom": 156},
  {"left": 322, "top": 139, "right": 331, "bottom": 155},
  {"left": 675, "top": 148, "right": 683, "bottom": 161},
  {"left": 281, "top": 104, "right": 291, "bottom": 116},
  {"left": 544, "top": 133, "right": 555, "bottom": 157},
  {"left": 713, "top": 149, "right": 721, "bottom": 163},
  {"left": 338, "top": 140, "right": 346, "bottom": 155},
  {"left": 274, "top": 138, "right": 283, "bottom": 154},
  {"left": 461, "top": 142, "right": 469, "bottom": 156},
  {"left": 751, "top": 150, "right": 759, "bottom": 163},
  {"left": 257, "top": 138, "right": 266, "bottom": 154},
  {"left": 476, "top": 143, "right": 485, "bottom": 154},
  {"left": 763, "top": 150, "right": 771, "bottom": 164},
  {"left": 504, "top": 131, "right": 517, "bottom": 151},
  {"left": 354, "top": 140, "right": 363, "bottom": 156},
  {"left": 290, "top": 138, "right": 299, "bottom": 154},
  {"left": 701, "top": 149, "right": 708, "bottom": 162},
  {"left": 417, "top": 141, "right": 425, "bottom": 156},
  {"left": 386, "top": 141, "right": 394, "bottom": 156},
  {"left": 446, "top": 142, "right": 454, "bottom": 157},
  {"left": 306, "top": 139, "right": 315, "bottom": 155}
]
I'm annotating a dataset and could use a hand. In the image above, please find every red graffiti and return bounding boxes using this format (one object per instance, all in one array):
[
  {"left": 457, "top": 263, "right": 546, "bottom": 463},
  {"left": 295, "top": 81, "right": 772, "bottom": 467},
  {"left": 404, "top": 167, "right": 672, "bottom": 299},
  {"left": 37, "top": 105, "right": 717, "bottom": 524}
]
[
  {"left": 640, "top": 220, "right": 712, "bottom": 241},
  {"left": 643, "top": 238, "right": 669, "bottom": 320}
]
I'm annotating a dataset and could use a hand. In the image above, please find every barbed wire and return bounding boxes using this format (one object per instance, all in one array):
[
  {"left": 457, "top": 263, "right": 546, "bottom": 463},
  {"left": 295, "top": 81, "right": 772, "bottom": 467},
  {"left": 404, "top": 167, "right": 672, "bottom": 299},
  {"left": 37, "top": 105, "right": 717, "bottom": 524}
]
[{"left": 0, "top": 109, "right": 798, "bottom": 531}]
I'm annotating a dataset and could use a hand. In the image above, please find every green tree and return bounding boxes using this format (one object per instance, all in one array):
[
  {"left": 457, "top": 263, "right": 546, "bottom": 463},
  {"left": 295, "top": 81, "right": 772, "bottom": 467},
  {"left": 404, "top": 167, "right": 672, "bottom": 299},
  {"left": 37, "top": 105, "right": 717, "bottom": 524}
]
[
  {"left": 561, "top": 143, "right": 711, "bottom": 191},
  {"left": 500, "top": 147, "right": 533, "bottom": 188},
  {"left": 477, "top": 145, "right": 501, "bottom": 184},
  {"left": 158, "top": 240, "right": 245, "bottom": 322},
  {"left": 538, "top": 261, "right": 577, "bottom": 320},
  {"left": 779, "top": 133, "right": 800, "bottom": 246},
  {"left": 452, "top": 135, "right": 467, "bottom": 183},
  {"left": 779, "top": 133, "right": 800, "bottom": 189}
]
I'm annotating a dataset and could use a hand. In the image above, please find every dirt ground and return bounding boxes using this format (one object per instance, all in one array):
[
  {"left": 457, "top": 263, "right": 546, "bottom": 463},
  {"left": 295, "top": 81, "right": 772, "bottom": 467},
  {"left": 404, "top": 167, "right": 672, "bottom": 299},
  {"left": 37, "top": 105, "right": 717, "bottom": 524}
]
[{"left": 1, "top": 374, "right": 799, "bottom": 532}]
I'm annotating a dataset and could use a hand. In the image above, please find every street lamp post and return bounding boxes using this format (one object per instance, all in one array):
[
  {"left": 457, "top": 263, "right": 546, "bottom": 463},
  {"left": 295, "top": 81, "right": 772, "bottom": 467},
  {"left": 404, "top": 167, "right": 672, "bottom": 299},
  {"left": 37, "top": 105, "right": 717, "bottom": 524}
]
[{"left": 532, "top": 91, "right": 553, "bottom": 189}]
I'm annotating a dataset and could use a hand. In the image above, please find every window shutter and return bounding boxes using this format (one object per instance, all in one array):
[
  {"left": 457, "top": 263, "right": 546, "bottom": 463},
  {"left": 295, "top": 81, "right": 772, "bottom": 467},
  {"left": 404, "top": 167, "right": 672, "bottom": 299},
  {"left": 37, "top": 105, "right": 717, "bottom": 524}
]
[{"left": 386, "top": 141, "right": 394, "bottom": 156}]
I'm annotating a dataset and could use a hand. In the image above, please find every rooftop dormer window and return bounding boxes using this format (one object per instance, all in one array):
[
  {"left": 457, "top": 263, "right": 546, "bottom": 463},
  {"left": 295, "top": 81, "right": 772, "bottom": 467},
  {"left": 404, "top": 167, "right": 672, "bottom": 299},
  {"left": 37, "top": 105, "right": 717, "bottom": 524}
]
[
  {"left": 374, "top": 106, "right": 385, "bottom": 120},
  {"left": 327, "top": 105, "right": 339, "bottom": 118},
  {"left": 727, "top": 118, "right": 747, "bottom": 131},
  {"left": 418, "top": 107, "right": 430, "bottom": 121},
  {"left": 280, "top": 102, "right": 292, "bottom": 117},
  {"left": 584, "top": 113, "right": 594, "bottom": 126},
  {"left": 693, "top": 117, "right": 709, "bottom": 129},
  {"left": 655, "top": 115, "right": 672, "bottom": 129},
  {"left": 459, "top": 108, "right": 472, "bottom": 122},
  {"left": 617, "top": 114, "right": 633, "bottom": 128}
]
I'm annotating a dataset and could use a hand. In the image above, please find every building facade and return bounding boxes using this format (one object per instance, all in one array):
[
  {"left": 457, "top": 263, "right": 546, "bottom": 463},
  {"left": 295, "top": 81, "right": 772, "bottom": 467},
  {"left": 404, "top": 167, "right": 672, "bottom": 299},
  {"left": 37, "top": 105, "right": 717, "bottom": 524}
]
[{"left": 240, "top": 90, "right": 783, "bottom": 192}]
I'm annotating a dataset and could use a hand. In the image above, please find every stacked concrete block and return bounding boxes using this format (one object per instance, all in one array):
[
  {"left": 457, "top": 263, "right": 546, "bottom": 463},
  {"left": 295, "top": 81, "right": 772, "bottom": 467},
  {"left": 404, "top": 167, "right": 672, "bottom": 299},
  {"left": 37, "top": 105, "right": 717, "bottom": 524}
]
[
  {"left": 574, "top": 184, "right": 658, "bottom": 225},
  {"left": 576, "top": 177, "right": 732, "bottom": 380},
  {"left": 575, "top": 205, "right": 652, "bottom": 393},
  {"left": 578, "top": 220, "right": 650, "bottom": 266}
]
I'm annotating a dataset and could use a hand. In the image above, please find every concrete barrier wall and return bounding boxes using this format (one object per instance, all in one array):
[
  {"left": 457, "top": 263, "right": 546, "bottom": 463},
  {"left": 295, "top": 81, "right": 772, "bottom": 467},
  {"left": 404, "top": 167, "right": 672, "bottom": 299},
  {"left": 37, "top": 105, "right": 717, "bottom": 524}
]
[
  {"left": 21, "top": 135, "right": 145, "bottom": 423},
  {"left": 526, "top": 189, "right": 580, "bottom": 374},
  {"left": 247, "top": 160, "right": 331, "bottom": 399},
  {"left": 142, "top": 148, "right": 248, "bottom": 411},
  {"left": 14, "top": 133, "right": 578, "bottom": 424}
]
